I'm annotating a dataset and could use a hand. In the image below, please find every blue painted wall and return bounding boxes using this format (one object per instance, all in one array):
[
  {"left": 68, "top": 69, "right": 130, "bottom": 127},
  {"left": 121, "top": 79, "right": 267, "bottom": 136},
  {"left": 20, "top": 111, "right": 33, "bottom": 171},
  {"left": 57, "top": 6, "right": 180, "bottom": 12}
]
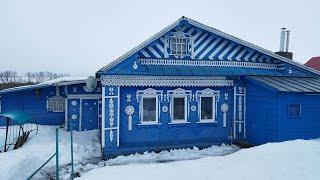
[
  {"left": 0, "top": 86, "right": 65, "bottom": 125},
  {"left": 278, "top": 92, "right": 320, "bottom": 141},
  {"left": 246, "top": 79, "right": 320, "bottom": 145},
  {"left": 246, "top": 79, "right": 279, "bottom": 145},
  {"left": 103, "top": 86, "right": 235, "bottom": 158}
]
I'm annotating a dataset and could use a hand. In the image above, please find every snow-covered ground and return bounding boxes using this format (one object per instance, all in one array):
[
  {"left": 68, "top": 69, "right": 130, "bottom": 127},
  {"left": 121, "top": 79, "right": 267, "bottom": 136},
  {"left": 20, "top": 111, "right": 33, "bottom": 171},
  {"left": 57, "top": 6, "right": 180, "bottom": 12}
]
[
  {"left": 0, "top": 125, "right": 100, "bottom": 180},
  {"left": 80, "top": 139, "right": 320, "bottom": 180},
  {"left": 1, "top": 125, "right": 320, "bottom": 180},
  {"left": 0, "top": 125, "right": 239, "bottom": 179}
]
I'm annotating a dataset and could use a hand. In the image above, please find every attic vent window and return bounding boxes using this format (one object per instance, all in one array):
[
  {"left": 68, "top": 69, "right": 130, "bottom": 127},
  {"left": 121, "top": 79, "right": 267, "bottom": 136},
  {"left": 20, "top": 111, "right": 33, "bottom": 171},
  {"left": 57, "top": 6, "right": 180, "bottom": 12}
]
[
  {"left": 47, "top": 96, "right": 65, "bottom": 112},
  {"left": 171, "top": 37, "right": 187, "bottom": 57},
  {"left": 165, "top": 31, "right": 193, "bottom": 59}
]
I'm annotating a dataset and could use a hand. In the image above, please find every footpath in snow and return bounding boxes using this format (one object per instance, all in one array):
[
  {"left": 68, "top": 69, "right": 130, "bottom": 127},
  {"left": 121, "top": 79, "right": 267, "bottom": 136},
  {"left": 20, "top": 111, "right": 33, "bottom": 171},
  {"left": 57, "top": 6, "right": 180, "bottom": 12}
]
[{"left": 80, "top": 139, "right": 320, "bottom": 180}]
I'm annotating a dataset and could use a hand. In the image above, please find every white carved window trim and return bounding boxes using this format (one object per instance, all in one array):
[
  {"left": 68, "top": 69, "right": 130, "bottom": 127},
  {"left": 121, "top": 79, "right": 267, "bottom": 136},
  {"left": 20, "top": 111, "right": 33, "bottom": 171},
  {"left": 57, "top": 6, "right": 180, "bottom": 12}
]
[
  {"left": 167, "top": 88, "right": 192, "bottom": 124},
  {"left": 171, "top": 95, "right": 188, "bottom": 123},
  {"left": 165, "top": 31, "right": 193, "bottom": 59},
  {"left": 199, "top": 96, "right": 216, "bottom": 123},
  {"left": 196, "top": 88, "right": 219, "bottom": 123},
  {"left": 47, "top": 96, "right": 65, "bottom": 112},
  {"left": 136, "top": 88, "right": 163, "bottom": 125},
  {"left": 141, "top": 96, "right": 159, "bottom": 124}
]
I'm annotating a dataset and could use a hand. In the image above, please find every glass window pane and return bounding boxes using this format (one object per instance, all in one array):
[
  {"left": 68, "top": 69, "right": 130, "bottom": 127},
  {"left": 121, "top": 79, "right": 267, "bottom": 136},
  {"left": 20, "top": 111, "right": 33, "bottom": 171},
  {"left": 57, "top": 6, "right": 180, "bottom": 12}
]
[
  {"left": 173, "top": 97, "right": 185, "bottom": 120},
  {"left": 143, "top": 97, "right": 157, "bottom": 122},
  {"left": 201, "top": 97, "right": 213, "bottom": 120}
]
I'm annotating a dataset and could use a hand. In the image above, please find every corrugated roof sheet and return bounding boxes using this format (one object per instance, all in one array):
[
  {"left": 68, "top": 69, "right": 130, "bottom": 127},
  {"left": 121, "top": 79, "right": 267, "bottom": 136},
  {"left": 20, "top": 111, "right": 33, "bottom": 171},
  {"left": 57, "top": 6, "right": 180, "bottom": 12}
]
[
  {"left": 248, "top": 76, "right": 320, "bottom": 93},
  {"left": 0, "top": 77, "right": 87, "bottom": 94}
]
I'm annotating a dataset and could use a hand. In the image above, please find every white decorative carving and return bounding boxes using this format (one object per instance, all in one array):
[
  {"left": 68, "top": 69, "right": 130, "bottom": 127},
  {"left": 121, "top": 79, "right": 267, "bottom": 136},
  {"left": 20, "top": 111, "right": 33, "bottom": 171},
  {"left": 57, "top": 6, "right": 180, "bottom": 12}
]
[
  {"left": 110, "top": 130, "right": 113, "bottom": 142},
  {"left": 238, "top": 87, "right": 243, "bottom": 94},
  {"left": 72, "top": 87, "right": 77, "bottom": 93},
  {"left": 126, "top": 94, "right": 132, "bottom": 102},
  {"left": 238, "top": 96, "right": 243, "bottom": 121},
  {"left": 195, "top": 88, "right": 220, "bottom": 102},
  {"left": 165, "top": 30, "right": 193, "bottom": 59},
  {"left": 139, "top": 58, "right": 279, "bottom": 70},
  {"left": 136, "top": 88, "right": 163, "bottom": 122},
  {"left": 224, "top": 93, "right": 228, "bottom": 100},
  {"left": 101, "top": 75, "right": 233, "bottom": 87},
  {"left": 133, "top": 61, "right": 138, "bottom": 69},
  {"left": 221, "top": 103, "right": 229, "bottom": 127},
  {"left": 109, "top": 87, "right": 114, "bottom": 95},
  {"left": 167, "top": 88, "right": 192, "bottom": 120},
  {"left": 71, "top": 100, "right": 77, "bottom": 106},
  {"left": 162, "top": 106, "right": 168, "bottom": 112},
  {"left": 71, "top": 114, "right": 77, "bottom": 120},
  {"left": 136, "top": 88, "right": 163, "bottom": 102},
  {"left": 125, "top": 105, "right": 135, "bottom": 131},
  {"left": 191, "top": 105, "right": 197, "bottom": 112},
  {"left": 109, "top": 98, "right": 114, "bottom": 127}
]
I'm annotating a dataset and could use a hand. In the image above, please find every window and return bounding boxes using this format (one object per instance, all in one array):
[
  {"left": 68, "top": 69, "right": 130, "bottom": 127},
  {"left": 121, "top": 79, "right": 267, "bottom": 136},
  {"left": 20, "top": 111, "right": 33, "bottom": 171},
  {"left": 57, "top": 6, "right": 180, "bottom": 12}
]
[
  {"left": 200, "top": 96, "right": 215, "bottom": 122},
  {"left": 171, "top": 37, "right": 187, "bottom": 56},
  {"left": 47, "top": 96, "right": 65, "bottom": 112},
  {"left": 0, "top": 99, "right": 1, "bottom": 113},
  {"left": 142, "top": 97, "right": 158, "bottom": 124},
  {"left": 288, "top": 104, "right": 301, "bottom": 118},
  {"left": 172, "top": 97, "right": 186, "bottom": 121}
]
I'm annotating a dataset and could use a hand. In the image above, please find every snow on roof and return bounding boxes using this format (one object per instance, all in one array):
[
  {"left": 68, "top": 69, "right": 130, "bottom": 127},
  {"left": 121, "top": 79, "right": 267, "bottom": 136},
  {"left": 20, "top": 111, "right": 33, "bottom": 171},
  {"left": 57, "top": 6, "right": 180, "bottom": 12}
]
[
  {"left": 38, "top": 76, "right": 87, "bottom": 85},
  {"left": 0, "top": 76, "right": 88, "bottom": 94}
]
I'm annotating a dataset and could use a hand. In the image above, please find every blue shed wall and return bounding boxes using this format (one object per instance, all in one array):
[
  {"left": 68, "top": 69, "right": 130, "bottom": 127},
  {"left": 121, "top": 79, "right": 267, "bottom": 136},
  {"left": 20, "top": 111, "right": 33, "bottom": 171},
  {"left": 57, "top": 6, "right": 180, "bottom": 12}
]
[
  {"left": 246, "top": 79, "right": 279, "bottom": 145},
  {"left": 0, "top": 86, "right": 65, "bottom": 125},
  {"left": 278, "top": 92, "right": 320, "bottom": 141},
  {"left": 103, "top": 86, "right": 235, "bottom": 158}
]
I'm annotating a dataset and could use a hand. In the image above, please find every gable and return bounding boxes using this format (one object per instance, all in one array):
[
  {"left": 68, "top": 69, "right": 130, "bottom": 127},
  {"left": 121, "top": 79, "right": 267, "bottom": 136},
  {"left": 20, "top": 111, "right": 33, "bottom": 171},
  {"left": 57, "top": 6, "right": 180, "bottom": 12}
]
[{"left": 98, "top": 17, "right": 320, "bottom": 77}]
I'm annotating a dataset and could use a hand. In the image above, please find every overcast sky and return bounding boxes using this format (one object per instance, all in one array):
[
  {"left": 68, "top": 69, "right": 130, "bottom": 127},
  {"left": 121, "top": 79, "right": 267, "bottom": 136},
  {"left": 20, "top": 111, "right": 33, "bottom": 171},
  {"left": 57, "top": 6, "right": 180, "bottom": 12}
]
[{"left": 0, "top": 0, "right": 319, "bottom": 76}]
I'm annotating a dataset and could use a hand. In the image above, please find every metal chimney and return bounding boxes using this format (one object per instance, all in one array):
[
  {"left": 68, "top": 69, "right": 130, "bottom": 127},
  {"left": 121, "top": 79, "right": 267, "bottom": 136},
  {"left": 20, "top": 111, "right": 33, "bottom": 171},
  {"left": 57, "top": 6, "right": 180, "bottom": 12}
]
[
  {"left": 285, "top": 30, "right": 290, "bottom": 52},
  {"left": 280, "top": 28, "right": 286, "bottom": 52},
  {"left": 275, "top": 27, "right": 293, "bottom": 60}
]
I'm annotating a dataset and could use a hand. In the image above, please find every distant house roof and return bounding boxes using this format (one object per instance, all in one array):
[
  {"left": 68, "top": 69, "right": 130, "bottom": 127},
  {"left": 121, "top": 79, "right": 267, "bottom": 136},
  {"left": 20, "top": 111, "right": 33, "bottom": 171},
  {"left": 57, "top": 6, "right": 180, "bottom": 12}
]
[
  {"left": 0, "top": 76, "right": 87, "bottom": 94},
  {"left": 305, "top": 57, "right": 320, "bottom": 71},
  {"left": 248, "top": 76, "right": 320, "bottom": 93}
]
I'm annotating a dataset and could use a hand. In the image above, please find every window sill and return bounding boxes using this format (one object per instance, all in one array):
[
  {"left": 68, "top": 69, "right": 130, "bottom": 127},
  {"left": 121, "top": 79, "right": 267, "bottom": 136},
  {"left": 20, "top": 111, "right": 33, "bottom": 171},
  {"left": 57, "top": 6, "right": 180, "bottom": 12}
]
[
  {"left": 168, "top": 121, "right": 190, "bottom": 125},
  {"left": 197, "top": 121, "right": 217, "bottom": 124},
  {"left": 138, "top": 123, "right": 162, "bottom": 126}
]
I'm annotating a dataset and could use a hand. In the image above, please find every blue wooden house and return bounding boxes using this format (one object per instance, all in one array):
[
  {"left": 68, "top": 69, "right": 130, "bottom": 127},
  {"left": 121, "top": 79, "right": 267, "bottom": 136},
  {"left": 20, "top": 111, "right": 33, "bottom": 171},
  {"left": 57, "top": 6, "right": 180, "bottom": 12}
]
[{"left": 1, "top": 17, "right": 320, "bottom": 159}]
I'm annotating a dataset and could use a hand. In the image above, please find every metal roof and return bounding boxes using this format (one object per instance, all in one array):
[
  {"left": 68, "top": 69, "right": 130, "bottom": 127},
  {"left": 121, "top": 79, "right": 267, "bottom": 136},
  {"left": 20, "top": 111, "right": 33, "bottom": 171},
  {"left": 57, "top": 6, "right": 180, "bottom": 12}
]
[
  {"left": 248, "top": 76, "right": 320, "bottom": 93},
  {"left": 98, "top": 16, "right": 320, "bottom": 77},
  {"left": 0, "top": 77, "right": 88, "bottom": 94}
]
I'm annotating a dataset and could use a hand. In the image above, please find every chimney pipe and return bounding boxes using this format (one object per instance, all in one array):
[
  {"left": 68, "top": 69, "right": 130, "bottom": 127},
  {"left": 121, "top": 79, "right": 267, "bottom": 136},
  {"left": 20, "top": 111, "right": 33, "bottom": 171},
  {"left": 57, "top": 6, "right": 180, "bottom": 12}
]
[
  {"left": 280, "top": 28, "right": 286, "bottom": 52},
  {"left": 285, "top": 30, "right": 290, "bottom": 52}
]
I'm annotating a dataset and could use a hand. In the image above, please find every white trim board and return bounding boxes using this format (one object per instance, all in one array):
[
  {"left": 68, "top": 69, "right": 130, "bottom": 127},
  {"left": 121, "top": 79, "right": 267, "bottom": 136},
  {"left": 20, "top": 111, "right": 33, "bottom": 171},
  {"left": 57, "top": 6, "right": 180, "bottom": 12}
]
[
  {"left": 67, "top": 94, "right": 101, "bottom": 99},
  {"left": 101, "top": 75, "right": 233, "bottom": 87}
]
